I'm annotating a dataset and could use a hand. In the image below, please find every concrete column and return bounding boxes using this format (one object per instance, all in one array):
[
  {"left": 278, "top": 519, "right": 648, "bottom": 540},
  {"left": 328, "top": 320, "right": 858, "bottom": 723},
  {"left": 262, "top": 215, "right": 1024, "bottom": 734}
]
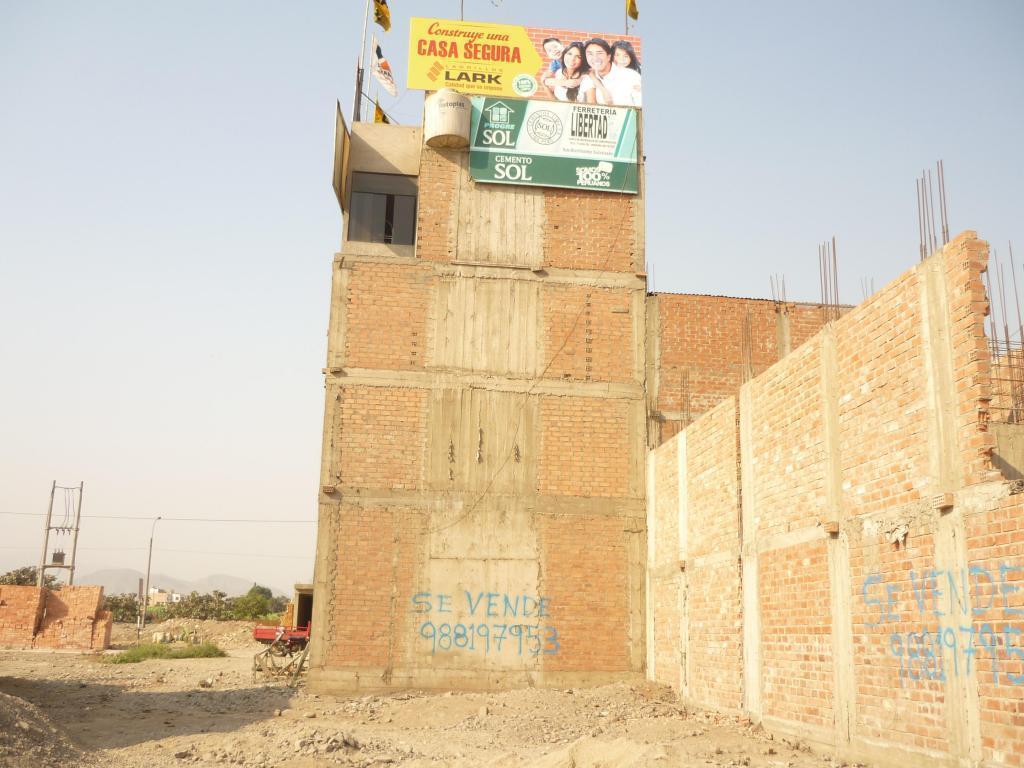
[
  {"left": 821, "top": 327, "right": 855, "bottom": 744},
  {"left": 677, "top": 431, "right": 689, "bottom": 698},
  {"left": 739, "top": 384, "right": 762, "bottom": 718},
  {"left": 775, "top": 306, "right": 792, "bottom": 360},
  {"left": 919, "top": 254, "right": 981, "bottom": 762},
  {"left": 645, "top": 452, "right": 657, "bottom": 680}
]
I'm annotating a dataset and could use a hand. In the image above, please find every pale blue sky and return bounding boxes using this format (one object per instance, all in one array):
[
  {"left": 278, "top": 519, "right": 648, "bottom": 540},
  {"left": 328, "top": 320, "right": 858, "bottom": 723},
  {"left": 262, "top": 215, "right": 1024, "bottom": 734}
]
[{"left": 1, "top": 1, "right": 1021, "bottom": 592}]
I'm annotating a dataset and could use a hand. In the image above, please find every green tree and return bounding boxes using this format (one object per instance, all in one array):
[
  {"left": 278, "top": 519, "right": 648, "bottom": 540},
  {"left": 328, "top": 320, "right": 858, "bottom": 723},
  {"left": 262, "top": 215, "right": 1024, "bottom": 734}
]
[
  {"left": 103, "top": 593, "right": 139, "bottom": 622},
  {"left": 269, "top": 594, "right": 289, "bottom": 614},
  {"left": 0, "top": 566, "right": 59, "bottom": 589},
  {"left": 248, "top": 584, "right": 273, "bottom": 600},
  {"left": 230, "top": 591, "right": 272, "bottom": 620}
]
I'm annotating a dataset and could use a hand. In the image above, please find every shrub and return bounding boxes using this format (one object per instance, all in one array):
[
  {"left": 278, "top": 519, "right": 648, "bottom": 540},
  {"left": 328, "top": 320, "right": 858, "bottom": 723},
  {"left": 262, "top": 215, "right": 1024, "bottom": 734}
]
[{"left": 104, "top": 642, "right": 226, "bottom": 664}]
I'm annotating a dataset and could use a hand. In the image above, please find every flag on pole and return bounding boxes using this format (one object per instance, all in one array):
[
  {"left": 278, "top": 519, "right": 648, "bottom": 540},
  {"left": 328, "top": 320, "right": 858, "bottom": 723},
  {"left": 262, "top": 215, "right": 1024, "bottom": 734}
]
[
  {"left": 374, "top": 99, "right": 390, "bottom": 124},
  {"left": 374, "top": 0, "right": 391, "bottom": 32},
  {"left": 371, "top": 35, "right": 398, "bottom": 97},
  {"left": 626, "top": 0, "right": 639, "bottom": 20}
]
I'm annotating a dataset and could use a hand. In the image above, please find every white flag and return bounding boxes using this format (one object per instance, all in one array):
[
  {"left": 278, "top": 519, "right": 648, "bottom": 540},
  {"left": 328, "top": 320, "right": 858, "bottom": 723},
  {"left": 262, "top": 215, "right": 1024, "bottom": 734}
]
[{"left": 371, "top": 35, "right": 398, "bottom": 97}]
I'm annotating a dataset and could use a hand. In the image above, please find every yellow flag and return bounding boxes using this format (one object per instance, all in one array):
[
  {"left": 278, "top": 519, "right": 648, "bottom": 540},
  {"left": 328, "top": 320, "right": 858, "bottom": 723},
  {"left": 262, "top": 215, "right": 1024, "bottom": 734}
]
[
  {"left": 374, "top": 99, "right": 390, "bottom": 124},
  {"left": 627, "top": 0, "right": 639, "bottom": 20},
  {"left": 374, "top": 0, "right": 391, "bottom": 32}
]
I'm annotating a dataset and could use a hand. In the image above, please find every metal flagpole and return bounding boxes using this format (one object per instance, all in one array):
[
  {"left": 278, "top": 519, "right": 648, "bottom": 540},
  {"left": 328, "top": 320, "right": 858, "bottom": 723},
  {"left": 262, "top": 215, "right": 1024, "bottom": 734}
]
[{"left": 353, "top": 0, "right": 373, "bottom": 123}]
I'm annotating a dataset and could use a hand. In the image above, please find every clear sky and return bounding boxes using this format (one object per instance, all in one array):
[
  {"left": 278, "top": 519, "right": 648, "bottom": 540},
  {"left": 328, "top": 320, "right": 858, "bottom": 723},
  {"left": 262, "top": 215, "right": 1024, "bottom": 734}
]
[{"left": 1, "top": 1, "right": 1021, "bottom": 594}]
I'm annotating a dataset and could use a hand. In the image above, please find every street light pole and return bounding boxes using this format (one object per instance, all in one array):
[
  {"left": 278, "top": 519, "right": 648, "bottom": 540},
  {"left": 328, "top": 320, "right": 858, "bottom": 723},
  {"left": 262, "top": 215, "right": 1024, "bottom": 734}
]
[{"left": 140, "top": 516, "right": 161, "bottom": 634}]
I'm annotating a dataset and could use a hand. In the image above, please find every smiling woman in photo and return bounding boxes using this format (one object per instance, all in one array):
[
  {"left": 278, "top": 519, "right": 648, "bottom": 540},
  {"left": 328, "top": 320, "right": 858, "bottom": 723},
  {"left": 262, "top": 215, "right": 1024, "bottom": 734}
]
[{"left": 543, "top": 41, "right": 590, "bottom": 102}]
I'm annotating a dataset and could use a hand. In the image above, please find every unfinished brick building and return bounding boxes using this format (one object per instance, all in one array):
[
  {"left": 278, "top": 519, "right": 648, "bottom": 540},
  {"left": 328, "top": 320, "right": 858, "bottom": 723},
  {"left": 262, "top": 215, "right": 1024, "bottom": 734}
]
[
  {"left": 310, "top": 119, "right": 651, "bottom": 689},
  {"left": 312, "top": 116, "right": 1021, "bottom": 767}
]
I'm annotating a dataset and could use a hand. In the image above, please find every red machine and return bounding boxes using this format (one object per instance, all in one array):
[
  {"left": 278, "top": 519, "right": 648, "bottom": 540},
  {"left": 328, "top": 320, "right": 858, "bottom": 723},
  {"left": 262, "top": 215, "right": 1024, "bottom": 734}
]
[{"left": 252, "top": 623, "right": 309, "bottom": 656}]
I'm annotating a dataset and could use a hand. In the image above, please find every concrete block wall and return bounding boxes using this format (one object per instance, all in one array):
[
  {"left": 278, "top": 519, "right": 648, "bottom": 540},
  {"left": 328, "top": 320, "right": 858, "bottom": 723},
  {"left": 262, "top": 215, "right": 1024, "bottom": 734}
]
[
  {"left": 310, "top": 124, "right": 648, "bottom": 691},
  {"left": 647, "top": 233, "right": 1023, "bottom": 768},
  {"left": 0, "top": 585, "right": 111, "bottom": 650}
]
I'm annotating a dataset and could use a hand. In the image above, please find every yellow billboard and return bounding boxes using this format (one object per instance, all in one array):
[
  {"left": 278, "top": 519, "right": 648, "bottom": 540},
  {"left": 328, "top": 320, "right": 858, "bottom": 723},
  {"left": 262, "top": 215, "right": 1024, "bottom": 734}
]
[
  {"left": 408, "top": 19, "right": 644, "bottom": 105},
  {"left": 408, "top": 18, "right": 546, "bottom": 99}
]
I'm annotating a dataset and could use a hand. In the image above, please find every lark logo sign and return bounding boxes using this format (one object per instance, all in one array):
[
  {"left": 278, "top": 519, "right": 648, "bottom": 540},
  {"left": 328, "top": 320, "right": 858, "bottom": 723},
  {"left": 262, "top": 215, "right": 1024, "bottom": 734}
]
[{"left": 469, "top": 96, "right": 638, "bottom": 194}]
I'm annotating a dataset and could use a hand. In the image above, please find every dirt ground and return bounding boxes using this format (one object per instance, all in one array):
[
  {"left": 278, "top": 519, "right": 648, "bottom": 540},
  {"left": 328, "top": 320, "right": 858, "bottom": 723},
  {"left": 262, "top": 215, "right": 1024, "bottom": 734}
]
[{"left": 1, "top": 623, "right": 865, "bottom": 768}]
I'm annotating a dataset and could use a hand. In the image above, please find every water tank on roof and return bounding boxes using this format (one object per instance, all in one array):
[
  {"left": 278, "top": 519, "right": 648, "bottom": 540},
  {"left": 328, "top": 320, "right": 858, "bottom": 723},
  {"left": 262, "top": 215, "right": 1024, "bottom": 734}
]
[{"left": 424, "top": 89, "right": 471, "bottom": 149}]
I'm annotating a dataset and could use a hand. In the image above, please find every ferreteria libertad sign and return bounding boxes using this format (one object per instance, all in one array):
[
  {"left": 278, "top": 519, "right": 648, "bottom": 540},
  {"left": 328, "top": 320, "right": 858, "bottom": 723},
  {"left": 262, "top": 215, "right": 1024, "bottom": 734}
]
[{"left": 469, "top": 97, "right": 639, "bottom": 194}]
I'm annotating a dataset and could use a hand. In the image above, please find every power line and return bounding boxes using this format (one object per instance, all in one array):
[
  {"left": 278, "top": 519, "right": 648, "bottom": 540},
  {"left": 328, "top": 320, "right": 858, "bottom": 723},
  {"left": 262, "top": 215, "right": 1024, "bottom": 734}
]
[
  {"left": 0, "top": 544, "right": 310, "bottom": 559},
  {"left": 0, "top": 511, "right": 315, "bottom": 523}
]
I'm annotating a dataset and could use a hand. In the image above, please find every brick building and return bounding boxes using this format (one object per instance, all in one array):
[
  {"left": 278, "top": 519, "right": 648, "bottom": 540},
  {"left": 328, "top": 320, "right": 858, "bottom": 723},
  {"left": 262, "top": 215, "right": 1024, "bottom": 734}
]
[
  {"left": 308, "top": 114, "right": 836, "bottom": 691},
  {"left": 309, "top": 105, "right": 1021, "bottom": 768},
  {"left": 309, "top": 120, "right": 651, "bottom": 690}
]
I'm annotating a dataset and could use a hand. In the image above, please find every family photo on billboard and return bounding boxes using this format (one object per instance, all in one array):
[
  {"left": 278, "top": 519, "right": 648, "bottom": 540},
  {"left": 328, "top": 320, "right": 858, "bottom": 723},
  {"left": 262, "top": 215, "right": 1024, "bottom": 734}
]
[{"left": 539, "top": 36, "right": 642, "bottom": 107}]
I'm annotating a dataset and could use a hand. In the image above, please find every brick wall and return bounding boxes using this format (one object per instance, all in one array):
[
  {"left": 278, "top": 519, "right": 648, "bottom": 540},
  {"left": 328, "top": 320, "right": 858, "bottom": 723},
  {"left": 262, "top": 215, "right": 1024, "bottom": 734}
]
[
  {"left": 543, "top": 189, "right": 638, "bottom": 273},
  {"left": 334, "top": 385, "right": 427, "bottom": 490},
  {"left": 344, "top": 262, "right": 430, "bottom": 370},
  {"left": 965, "top": 494, "right": 1024, "bottom": 766},
  {"left": 652, "top": 295, "right": 832, "bottom": 444},
  {"left": 684, "top": 399, "right": 742, "bottom": 711},
  {"left": 538, "top": 396, "right": 631, "bottom": 498},
  {"left": 0, "top": 585, "right": 110, "bottom": 651},
  {"left": 647, "top": 233, "right": 1024, "bottom": 768},
  {"left": 759, "top": 541, "right": 835, "bottom": 730},
  {"left": 647, "top": 398, "right": 742, "bottom": 711},
  {"left": 323, "top": 504, "right": 424, "bottom": 670},
  {"left": 0, "top": 586, "right": 44, "bottom": 649},
  {"left": 34, "top": 586, "right": 109, "bottom": 650},
  {"left": 648, "top": 437, "right": 680, "bottom": 690},
  {"left": 539, "top": 514, "right": 631, "bottom": 673},
  {"left": 542, "top": 284, "right": 634, "bottom": 383},
  {"left": 414, "top": 148, "right": 459, "bottom": 263}
]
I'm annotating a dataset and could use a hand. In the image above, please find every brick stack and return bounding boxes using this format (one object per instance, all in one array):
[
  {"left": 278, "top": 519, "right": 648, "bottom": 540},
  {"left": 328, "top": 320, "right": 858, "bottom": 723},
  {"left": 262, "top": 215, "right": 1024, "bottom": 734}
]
[
  {"left": 34, "top": 585, "right": 109, "bottom": 650},
  {"left": 0, "top": 584, "right": 111, "bottom": 651},
  {"left": 0, "top": 586, "right": 44, "bottom": 649}
]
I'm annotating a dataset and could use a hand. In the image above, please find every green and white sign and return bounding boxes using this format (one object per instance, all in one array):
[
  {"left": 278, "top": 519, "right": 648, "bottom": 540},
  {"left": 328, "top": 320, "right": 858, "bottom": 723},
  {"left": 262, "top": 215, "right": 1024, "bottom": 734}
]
[{"left": 469, "top": 97, "right": 638, "bottom": 194}]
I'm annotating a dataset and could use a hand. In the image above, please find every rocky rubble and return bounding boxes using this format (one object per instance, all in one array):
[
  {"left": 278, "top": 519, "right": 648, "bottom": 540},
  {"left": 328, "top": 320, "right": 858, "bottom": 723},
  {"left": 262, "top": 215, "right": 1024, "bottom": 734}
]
[{"left": 0, "top": 648, "right": 874, "bottom": 768}]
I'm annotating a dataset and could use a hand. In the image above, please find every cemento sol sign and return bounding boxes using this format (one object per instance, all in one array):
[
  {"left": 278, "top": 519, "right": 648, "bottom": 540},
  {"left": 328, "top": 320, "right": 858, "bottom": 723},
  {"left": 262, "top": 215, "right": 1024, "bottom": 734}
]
[
  {"left": 409, "top": 18, "right": 544, "bottom": 97},
  {"left": 469, "top": 96, "right": 639, "bottom": 194}
]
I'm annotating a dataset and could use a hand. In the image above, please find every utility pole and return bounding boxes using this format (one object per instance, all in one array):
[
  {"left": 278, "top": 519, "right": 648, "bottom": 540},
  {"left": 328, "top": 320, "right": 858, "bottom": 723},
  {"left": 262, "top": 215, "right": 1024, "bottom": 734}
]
[
  {"left": 140, "top": 516, "right": 162, "bottom": 633},
  {"left": 36, "top": 482, "right": 84, "bottom": 587},
  {"left": 36, "top": 481, "right": 56, "bottom": 587}
]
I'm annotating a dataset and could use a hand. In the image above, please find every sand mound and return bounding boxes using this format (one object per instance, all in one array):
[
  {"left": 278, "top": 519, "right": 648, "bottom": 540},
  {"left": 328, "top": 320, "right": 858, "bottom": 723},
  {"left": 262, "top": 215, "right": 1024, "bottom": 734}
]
[
  {"left": 111, "top": 619, "right": 264, "bottom": 650},
  {"left": 0, "top": 691, "right": 86, "bottom": 768}
]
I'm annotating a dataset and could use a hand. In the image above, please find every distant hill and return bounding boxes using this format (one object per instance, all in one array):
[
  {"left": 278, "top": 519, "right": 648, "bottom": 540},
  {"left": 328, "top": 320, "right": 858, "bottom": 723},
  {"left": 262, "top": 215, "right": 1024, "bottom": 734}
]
[{"left": 76, "top": 568, "right": 288, "bottom": 598}]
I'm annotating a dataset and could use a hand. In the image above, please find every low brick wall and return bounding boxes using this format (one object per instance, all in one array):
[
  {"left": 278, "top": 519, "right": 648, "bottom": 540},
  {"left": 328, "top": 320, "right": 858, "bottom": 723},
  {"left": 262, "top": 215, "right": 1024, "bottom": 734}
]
[
  {"left": 0, "top": 584, "right": 111, "bottom": 651},
  {"left": 0, "top": 585, "right": 45, "bottom": 649}
]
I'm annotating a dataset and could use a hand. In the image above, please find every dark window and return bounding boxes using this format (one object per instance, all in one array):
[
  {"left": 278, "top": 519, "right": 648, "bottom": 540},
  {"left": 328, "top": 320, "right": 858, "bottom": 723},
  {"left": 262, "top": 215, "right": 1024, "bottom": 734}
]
[{"left": 348, "top": 172, "right": 417, "bottom": 245}]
